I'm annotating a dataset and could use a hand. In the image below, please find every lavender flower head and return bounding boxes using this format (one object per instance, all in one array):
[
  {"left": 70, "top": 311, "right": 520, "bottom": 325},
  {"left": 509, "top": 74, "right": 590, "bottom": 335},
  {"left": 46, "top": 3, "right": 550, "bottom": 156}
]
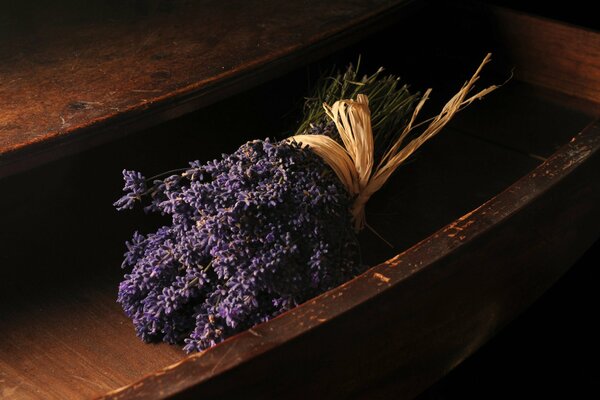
[
  {"left": 114, "top": 170, "right": 147, "bottom": 211},
  {"left": 115, "top": 138, "right": 362, "bottom": 352}
]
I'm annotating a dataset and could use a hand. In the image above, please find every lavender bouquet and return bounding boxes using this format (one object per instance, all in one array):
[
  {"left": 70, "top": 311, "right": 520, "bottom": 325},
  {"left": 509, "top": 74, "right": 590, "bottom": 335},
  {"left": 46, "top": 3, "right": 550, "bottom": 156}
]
[{"left": 115, "top": 55, "right": 496, "bottom": 352}]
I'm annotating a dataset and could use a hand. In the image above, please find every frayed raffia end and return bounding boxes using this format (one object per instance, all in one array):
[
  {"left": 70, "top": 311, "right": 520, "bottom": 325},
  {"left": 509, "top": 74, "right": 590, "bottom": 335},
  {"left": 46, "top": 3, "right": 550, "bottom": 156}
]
[{"left": 288, "top": 53, "right": 498, "bottom": 232}]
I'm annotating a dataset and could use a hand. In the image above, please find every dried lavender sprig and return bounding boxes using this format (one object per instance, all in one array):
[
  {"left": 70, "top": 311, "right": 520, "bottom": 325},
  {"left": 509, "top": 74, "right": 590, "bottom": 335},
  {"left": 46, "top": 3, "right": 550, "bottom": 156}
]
[{"left": 115, "top": 138, "right": 362, "bottom": 352}]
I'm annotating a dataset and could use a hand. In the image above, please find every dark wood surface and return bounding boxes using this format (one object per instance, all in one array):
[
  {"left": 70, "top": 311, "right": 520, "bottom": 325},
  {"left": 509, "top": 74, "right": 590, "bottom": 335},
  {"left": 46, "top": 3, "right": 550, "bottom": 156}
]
[
  {"left": 0, "top": 275, "right": 184, "bottom": 400},
  {"left": 486, "top": 6, "right": 600, "bottom": 106},
  {"left": 0, "top": 0, "right": 416, "bottom": 179},
  {"left": 1, "top": 3, "right": 599, "bottom": 400}
]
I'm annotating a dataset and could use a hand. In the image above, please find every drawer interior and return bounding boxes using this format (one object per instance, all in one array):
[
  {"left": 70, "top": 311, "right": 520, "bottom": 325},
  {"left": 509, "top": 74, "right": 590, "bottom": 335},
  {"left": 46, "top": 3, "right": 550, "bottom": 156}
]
[{"left": 1, "top": 3, "right": 598, "bottom": 399}]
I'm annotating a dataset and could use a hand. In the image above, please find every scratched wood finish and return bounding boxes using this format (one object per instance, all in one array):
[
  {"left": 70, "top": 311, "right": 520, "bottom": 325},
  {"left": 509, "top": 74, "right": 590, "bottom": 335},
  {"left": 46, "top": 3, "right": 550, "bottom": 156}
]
[
  {"left": 1, "top": 3, "right": 599, "bottom": 400},
  {"left": 0, "top": 0, "right": 416, "bottom": 178}
]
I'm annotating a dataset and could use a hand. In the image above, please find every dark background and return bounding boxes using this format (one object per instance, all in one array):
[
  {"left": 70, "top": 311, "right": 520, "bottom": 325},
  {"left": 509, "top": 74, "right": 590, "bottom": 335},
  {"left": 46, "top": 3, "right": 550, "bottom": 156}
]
[
  {"left": 417, "top": 3, "right": 598, "bottom": 398},
  {"left": 417, "top": 241, "right": 598, "bottom": 399},
  {"left": 489, "top": 1, "right": 599, "bottom": 30}
]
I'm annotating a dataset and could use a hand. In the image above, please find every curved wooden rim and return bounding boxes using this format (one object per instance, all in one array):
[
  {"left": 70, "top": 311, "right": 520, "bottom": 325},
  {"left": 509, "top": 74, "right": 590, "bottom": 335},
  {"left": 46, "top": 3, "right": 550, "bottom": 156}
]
[{"left": 99, "top": 119, "right": 600, "bottom": 399}]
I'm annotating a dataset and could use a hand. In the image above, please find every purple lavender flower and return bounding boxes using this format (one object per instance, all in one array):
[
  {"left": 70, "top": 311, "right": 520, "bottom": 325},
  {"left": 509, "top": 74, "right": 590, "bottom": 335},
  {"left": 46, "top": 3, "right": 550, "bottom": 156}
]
[
  {"left": 115, "top": 138, "right": 361, "bottom": 352},
  {"left": 114, "top": 170, "right": 148, "bottom": 210}
]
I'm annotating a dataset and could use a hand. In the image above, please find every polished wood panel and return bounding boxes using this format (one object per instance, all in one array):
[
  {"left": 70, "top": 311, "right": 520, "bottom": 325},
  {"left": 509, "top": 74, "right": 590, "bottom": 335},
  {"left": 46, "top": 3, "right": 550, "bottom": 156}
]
[
  {"left": 487, "top": 6, "right": 600, "bottom": 106},
  {"left": 0, "top": 0, "right": 416, "bottom": 178}
]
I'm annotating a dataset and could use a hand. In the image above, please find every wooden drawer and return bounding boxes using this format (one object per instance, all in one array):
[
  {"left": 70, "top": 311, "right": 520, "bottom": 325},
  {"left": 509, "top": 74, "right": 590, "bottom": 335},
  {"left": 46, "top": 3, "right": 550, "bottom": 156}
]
[{"left": 1, "top": 1, "right": 598, "bottom": 399}]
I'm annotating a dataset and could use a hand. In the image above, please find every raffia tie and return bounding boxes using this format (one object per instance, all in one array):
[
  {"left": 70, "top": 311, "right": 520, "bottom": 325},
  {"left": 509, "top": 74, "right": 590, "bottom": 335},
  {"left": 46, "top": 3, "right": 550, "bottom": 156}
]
[{"left": 288, "top": 53, "right": 498, "bottom": 232}]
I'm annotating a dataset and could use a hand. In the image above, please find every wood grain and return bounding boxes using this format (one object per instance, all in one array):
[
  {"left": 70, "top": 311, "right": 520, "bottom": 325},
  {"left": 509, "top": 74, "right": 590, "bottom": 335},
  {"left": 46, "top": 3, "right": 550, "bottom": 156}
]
[
  {"left": 0, "top": 0, "right": 416, "bottom": 179},
  {"left": 1, "top": 3, "right": 599, "bottom": 399},
  {"left": 0, "top": 275, "right": 185, "bottom": 400},
  {"left": 487, "top": 6, "right": 600, "bottom": 105}
]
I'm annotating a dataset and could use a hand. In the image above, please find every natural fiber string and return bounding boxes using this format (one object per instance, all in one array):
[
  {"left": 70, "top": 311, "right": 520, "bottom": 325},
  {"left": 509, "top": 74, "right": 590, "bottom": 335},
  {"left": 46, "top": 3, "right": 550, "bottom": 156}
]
[{"left": 288, "top": 53, "right": 498, "bottom": 232}]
